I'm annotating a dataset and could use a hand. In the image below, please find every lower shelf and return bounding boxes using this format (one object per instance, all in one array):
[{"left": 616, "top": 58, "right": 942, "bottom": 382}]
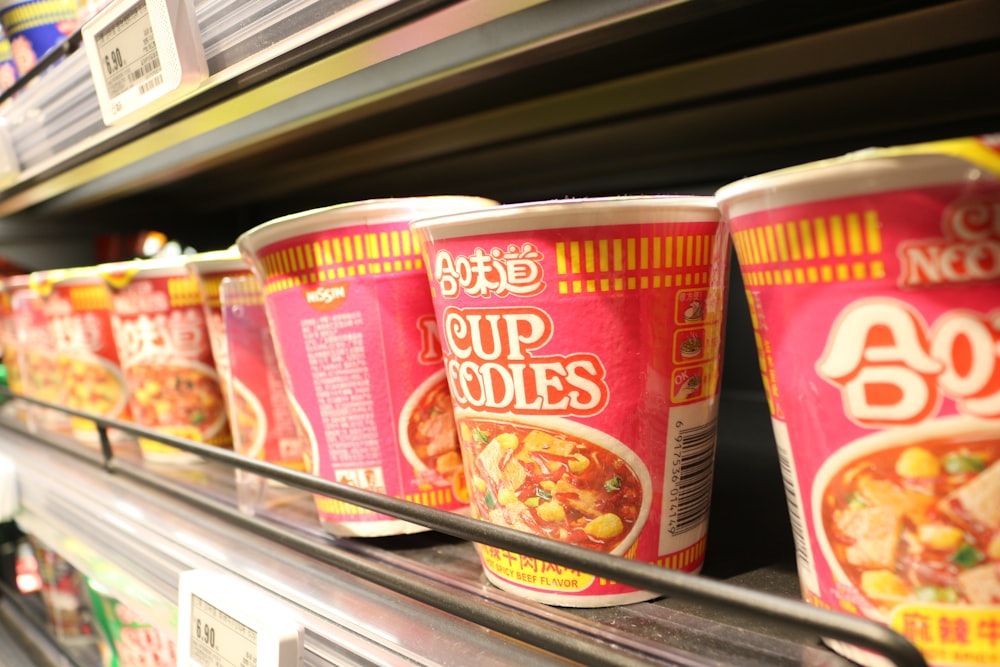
[{"left": 0, "top": 395, "right": 900, "bottom": 666}]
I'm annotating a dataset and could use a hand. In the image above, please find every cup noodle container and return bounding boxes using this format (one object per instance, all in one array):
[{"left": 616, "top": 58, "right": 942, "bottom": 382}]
[
  {"left": 30, "top": 267, "right": 131, "bottom": 445},
  {"left": 9, "top": 273, "right": 71, "bottom": 432},
  {"left": 411, "top": 196, "right": 729, "bottom": 606},
  {"left": 0, "top": 0, "right": 77, "bottom": 77},
  {"left": 0, "top": 275, "right": 27, "bottom": 411},
  {"left": 219, "top": 274, "right": 305, "bottom": 469},
  {"left": 715, "top": 135, "right": 1000, "bottom": 667},
  {"left": 99, "top": 258, "right": 232, "bottom": 464},
  {"left": 237, "top": 196, "right": 498, "bottom": 537},
  {"left": 185, "top": 248, "right": 250, "bottom": 406}
]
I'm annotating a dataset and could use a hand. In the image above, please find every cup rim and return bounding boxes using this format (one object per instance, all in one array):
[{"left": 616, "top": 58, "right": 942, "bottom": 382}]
[
  {"left": 715, "top": 150, "right": 988, "bottom": 219},
  {"left": 97, "top": 256, "right": 192, "bottom": 282},
  {"left": 185, "top": 248, "right": 249, "bottom": 276},
  {"left": 410, "top": 195, "right": 719, "bottom": 239},
  {"left": 236, "top": 196, "right": 499, "bottom": 258}
]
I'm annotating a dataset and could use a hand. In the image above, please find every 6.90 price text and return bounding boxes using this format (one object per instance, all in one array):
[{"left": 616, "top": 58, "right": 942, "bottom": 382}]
[
  {"left": 196, "top": 619, "right": 216, "bottom": 649},
  {"left": 105, "top": 47, "right": 125, "bottom": 73}
]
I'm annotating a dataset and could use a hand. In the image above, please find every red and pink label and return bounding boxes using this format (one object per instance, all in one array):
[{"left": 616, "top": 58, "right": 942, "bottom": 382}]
[
  {"left": 34, "top": 274, "right": 131, "bottom": 439},
  {"left": 102, "top": 267, "right": 232, "bottom": 457},
  {"left": 729, "top": 182, "right": 1000, "bottom": 666},
  {"left": 220, "top": 276, "right": 304, "bottom": 469},
  {"left": 189, "top": 263, "right": 252, "bottom": 402},
  {"left": 416, "top": 210, "right": 729, "bottom": 606},
  {"left": 11, "top": 280, "right": 71, "bottom": 432},
  {"left": 250, "top": 221, "right": 468, "bottom": 535},
  {"left": 0, "top": 278, "right": 26, "bottom": 397}
]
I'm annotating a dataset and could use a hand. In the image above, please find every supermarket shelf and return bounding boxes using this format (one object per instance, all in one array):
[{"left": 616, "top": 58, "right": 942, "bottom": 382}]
[
  {"left": 5, "top": 423, "right": 584, "bottom": 667},
  {"left": 0, "top": 393, "right": 924, "bottom": 667},
  {"left": 0, "top": 2, "right": 991, "bottom": 666},
  {"left": 0, "top": 0, "right": 996, "bottom": 241},
  {"left": 0, "top": 0, "right": 444, "bottom": 207}
]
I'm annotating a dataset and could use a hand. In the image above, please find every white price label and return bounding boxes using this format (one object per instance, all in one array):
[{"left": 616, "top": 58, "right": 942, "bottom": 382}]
[
  {"left": 93, "top": 1, "right": 163, "bottom": 102},
  {"left": 189, "top": 594, "right": 258, "bottom": 667},
  {"left": 178, "top": 571, "right": 302, "bottom": 667},
  {"left": 82, "top": 0, "right": 207, "bottom": 125}
]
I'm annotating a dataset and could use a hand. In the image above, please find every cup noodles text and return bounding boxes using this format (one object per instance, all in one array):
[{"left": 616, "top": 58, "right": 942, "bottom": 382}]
[
  {"left": 716, "top": 136, "right": 1000, "bottom": 667},
  {"left": 413, "top": 196, "right": 729, "bottom": 607},
  {"left": 237, "top": 197, "right": 498, "bottom": 537},
  {"left": 100, "top": 260, "right": 232, "bottom": 461}
]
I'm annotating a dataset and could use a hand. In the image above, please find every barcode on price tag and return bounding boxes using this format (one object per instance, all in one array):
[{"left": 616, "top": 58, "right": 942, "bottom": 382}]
[
  {"left": 82, "top": 0, "right": 207, "bottom": 125},
  {"left": 178, "top": 571, "right": 302, "bottom": 667}
]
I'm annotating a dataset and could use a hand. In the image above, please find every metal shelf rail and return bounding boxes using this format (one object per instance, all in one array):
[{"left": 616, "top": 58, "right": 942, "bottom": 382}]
[{"left": 0, "top": 389, "right": 927, "bottom": 667}]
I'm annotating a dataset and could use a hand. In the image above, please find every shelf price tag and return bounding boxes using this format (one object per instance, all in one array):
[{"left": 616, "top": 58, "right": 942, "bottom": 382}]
[
  {"left": 81, "top": 0, "right": 208, "bottom": 126},
  {"left": 178, "top": 570, "right": 303, "bottom": 667}
]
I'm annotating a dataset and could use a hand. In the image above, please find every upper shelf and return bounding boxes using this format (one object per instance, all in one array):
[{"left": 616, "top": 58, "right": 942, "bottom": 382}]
[{"left": 0, "top": 0, "right": 997, "bottom": 238}]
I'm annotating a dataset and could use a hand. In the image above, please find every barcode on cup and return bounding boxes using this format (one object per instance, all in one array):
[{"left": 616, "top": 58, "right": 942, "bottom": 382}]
[
  {"left": 775, "top": 433, "right": 813, "bottom": 573},
  {"left": 666, "top": 417, "right": 717, "bottom": 536}
]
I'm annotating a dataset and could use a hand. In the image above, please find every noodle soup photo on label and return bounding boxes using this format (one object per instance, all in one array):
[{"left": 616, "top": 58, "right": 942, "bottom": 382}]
[
  {"left": 716, "top": 134, "right": 1000, "bottom": 667},
  {"left": 12, "top": 274, "right": 70, "bottom": 433},
  {"left": 412, "top": 195, "right": 730, "bottom": 607},
  {"left": 29, "top": 267, "right": 131, "bottom": 446},
  {"left": 99, "top": 257, "right": 232, "bottom": 464}
]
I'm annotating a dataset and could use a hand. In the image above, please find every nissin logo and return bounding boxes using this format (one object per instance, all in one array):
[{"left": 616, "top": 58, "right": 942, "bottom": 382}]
[{"left": 303, "top": 282, "right": 349, "bottom": 311}]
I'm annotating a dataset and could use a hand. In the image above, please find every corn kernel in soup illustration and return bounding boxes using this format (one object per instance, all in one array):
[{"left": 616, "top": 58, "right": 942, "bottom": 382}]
[{"left": 813, "top": 417, "right": 1000, "bottom": 618}]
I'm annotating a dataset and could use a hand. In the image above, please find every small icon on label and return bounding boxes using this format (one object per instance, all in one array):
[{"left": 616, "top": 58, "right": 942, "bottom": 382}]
[
  {"left": 675, "top": 328, "right": 706, "bottom": 363},
  {"left": 672, "top": 367, "right": 704, "bottom": 403},
  {"left": 676, "top": 289, "right": 709, "bottom": 324}
]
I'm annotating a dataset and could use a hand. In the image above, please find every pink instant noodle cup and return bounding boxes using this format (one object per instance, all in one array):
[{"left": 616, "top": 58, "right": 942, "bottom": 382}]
[
  {"left": 99, "top": 257, "right": 232, "bottom": 464},
  {"left": 411, "top": 195, "right": 729, "bottom": 607},
  {"left": 186, "top": 250, "right": 306, "bottom": 472},
  {"left": 185, "top": 249, "right": 251, "bottom": 404},
  {"left": 715, "top": 135, "right": 1000, "bottom": 667},
  {"left": 237, "top": 196, "right": 498, "bottom": 538},
  {"left": 29, "top": 267, "right": 131, "bottom": 446},
  {"left": 13, "top": 272, "right": 70, "bottom": 433},
  {"left": 0, "top": 275, "right": 28, "bottom": 413},
  {"left": 219, "top": 274, "right": 305, "bottom": 470}
]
